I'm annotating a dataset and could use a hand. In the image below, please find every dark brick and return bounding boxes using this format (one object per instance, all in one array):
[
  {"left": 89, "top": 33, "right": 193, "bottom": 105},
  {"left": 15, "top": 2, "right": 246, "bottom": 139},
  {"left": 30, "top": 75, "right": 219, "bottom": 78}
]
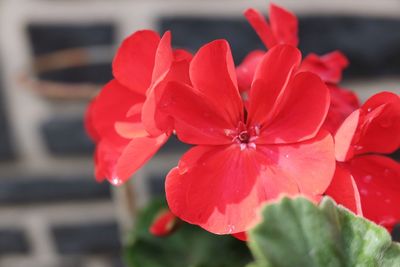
[
  {"left": 41, "top": 116, "right": 94, "bottom": 156},
  {"left": 160, "top": 16, "right": 400, "bottom": 78},
  {"left": 148, "top": 174, "right": 165, "bottom": 197},
  {"left": 0, "top": 176, "right": 110, "bottom": 205},
  {"left": 160, "top": 17, "right": 262, "bottom": 64},
  {"left": 0, "top": 229, "right": 29, "bottom": 254},
  {"left": 27, "top": 24, "right": 114, "bottom": 84},
  {"left": 52, "top": 222, "right": 121, "bottom": 255},
  {"left": 393, "top": 224, "right": 400, "bottom": 242},
  {"left": 27, "top": 24, "right": 115, "bottom": 56},
  {"left": 0, "top": 71, "right": 15, "bottom": 161},
  {"left": 38, "top": 64, "right": 112, "bottom": 84}
]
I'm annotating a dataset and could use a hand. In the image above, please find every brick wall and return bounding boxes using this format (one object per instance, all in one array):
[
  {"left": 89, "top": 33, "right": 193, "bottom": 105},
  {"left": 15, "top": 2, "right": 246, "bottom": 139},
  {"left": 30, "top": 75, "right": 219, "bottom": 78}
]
[{"left": 0, "top": 0, "right": 399, "bottom": 266}]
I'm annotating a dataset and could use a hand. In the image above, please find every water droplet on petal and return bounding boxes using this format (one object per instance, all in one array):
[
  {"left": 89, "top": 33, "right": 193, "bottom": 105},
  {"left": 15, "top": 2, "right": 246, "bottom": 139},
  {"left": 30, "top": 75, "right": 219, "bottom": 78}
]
[
  {"left": 110, "top": 176, "right": 123, "bottom": 186},
  {"left": 360, "top": 189, "right": 368, "bottom": 195},
  {"left": 285, "top": 154, "right": 289, "bottom": 159},
  {"left": 367, "top": 108, "right": 372, "bottom": 112},
  {"left": 363, "top": 175, "right": 372, "bottom": 183},
  {"left": 227, "top": 225, "right": 235, "bottom": 234}
]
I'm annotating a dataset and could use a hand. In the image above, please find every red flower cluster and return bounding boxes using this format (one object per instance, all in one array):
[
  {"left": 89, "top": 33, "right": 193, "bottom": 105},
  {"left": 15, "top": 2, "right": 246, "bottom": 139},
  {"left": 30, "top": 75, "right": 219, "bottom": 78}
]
[{"left": 86, "top": 3, "right": 400, "bottom": 236}]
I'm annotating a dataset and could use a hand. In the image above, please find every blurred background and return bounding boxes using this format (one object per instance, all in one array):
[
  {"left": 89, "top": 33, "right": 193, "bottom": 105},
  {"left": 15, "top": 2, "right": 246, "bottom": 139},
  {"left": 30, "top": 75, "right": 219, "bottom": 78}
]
[{"left": 0, "top": 0, "right": 399, "bottom": 266}]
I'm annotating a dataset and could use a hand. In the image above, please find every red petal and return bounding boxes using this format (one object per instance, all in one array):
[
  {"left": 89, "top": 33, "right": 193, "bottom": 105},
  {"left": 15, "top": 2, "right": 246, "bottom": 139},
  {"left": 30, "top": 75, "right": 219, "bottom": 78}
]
[
  {"left": 150, "top": 31, "right": 173, "bottom": 87},
  {"left": 91, "top": 80, "right": 145, "bottom": 145},
  {"left": 258, "top": 131, "right": 336, "bottom": 198},
  {"left": 355, "top": 92, "right": 400, "bottom": 155},
  {"left": 299, "top": 51, "right": 349, "bottom": 84},
  {"left": 232, "top": 232, "right": 247, "bottom": 241},
  {"left": 269, "top": 3, "right": 298, "bottom": 47},
  {"left": 247, "top": 44, "right": 301, "bottom": 127},
  {"left": 85, "top": 98, "right": 101, "bottom": 142},
  {"left": 334, "top": 109, "right": 361, "bottom": 162},
  {"left": 236, "top": 50, "right": 265, "bottom": 93},
  {"left": 159, "top": 82, "right": 233, "bottom": 145},
  {"left": 149, "top": 209, "right": 178, "bottom": 237},
  {"left": 115, "top": 133, "right": 169, "bottom": 183},
  {"left": 244, "top": 8, "right": 277, "bottom": 49},
  {"left": 114, "top": 122, "right": 148, "bottom": 139},
  {"left": 166, "top": 131, "right": 334, "bottom": 234},
  {"left": 350, "top": 155, "right": 400, "bottom": 231},
  {"left": 325, "top": 164, "right": 362, "bottom": 215},
  {"left": 113, "top": 30, "right": 160, "bottom": 94},
  {"left": 323, "top": 85, "right": 360, "bottom": 134},
  {"left": 142, "top": 49, "right": 192, "bottom": 136},
  {"left": 255, "top": 72, "right": 330, "bottom": 144},
  {"left": 189, "top": 40, "right": 243, "bottom": 126}
]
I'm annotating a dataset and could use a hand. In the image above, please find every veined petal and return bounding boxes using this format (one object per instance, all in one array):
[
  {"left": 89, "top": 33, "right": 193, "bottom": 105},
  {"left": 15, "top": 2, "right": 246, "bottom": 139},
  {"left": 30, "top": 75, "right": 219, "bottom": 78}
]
[
  {"left": 247, "top": 45, "right": 301, "bottom": 127},
  {"left": 159, "top": 82, "right": 234, "bottom": 145},
  {"left": 166, "top": 145, "right": 292, "bottom": 234},
  {"left": 142, "top": 51, "right": 192, "bottom": 136},
  {"left": 258, "top": 131, "right": 336, "bottom": 198},
  {"left": 255, "top": 72, "right": 330, "bottom": 144},
  {"left": 91, "top": 80, "right": 145, "bottom": 145},
  {"left": 350, "top": 155, "right": 400, "bottom": 231},
  {"left": 189, "top": 40, "right": 243, "bottom": 125},
  {"left": 113, "top": 30, "right": 160, "bottom": 94},
  {"left": 269, "top": 3, "right": 298, "bottom": 47},
  {"left": 325, "top": 164, "right": 362, "bottom": 215},
  {"left": 166, "top": 131, "right": 334, "bottom": 234}
]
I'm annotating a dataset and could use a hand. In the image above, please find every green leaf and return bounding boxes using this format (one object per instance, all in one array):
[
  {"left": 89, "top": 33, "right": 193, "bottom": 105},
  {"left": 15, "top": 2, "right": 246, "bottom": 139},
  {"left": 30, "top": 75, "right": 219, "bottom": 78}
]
[
  {"left": 248, "top": 197, "right": 400, "bottom": 267},
  {"left": 124, "top": 198, "right": 252, "bottom": 267}
]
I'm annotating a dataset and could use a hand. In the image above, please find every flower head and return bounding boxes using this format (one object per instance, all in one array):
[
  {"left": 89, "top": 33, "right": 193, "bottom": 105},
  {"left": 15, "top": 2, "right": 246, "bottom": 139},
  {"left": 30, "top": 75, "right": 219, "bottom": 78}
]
[
  {"left": 159, "top": 41, "right": 335, "bottom": 234},
  {"left": 326, "top": 92, "right": 400, "bottom": 231}
]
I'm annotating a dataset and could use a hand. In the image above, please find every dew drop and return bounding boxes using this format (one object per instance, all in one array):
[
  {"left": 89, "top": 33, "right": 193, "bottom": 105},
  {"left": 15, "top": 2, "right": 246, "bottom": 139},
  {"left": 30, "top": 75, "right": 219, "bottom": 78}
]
[
  {"left": 367, "top": 108, "right": 372, "bottom": 112},
  {"left": 110, "top": 176, "right": 123, "bottom": 186},
  {"left": 360, "top": 189, "right": 368, "bottom": 195},
  {"left": 363, "top": 175, "right": 372, "bottom": 183},
  {"left": 383, "top": 169, "right": 391, "bottom": 176},
  {"left": 227, "top": 225, "right": 235, "bottom": 234},
  {"left": 285, "top": 154, "right": 289, "bottom": 159}
]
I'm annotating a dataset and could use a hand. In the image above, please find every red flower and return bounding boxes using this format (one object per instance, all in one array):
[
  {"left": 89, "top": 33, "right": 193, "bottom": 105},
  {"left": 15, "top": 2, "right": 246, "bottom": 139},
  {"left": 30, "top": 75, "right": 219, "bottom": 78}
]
[
  {"left": 239, "top": 4, "right": 360, "bottom": 135},
  {"left": 158, "top": 41, "right": 335, "bottom": 234},
  {"left": 244, "top": 3, "right": 298, "bottom": 49},
  {"left": 326, "top": 92, "right": 400, "bottom": 231},
  {"left": 85, "top": 30, "right": 191, "bottom": 184},
  {"left": 149, "top": 209, "right": 179, "bottom": 237}
]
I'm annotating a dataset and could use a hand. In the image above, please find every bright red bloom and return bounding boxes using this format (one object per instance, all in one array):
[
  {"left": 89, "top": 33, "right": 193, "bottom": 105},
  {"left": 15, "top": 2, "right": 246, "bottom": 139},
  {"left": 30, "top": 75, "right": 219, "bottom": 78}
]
[
  {"left": 240, "top": 4, "right": 359, "bottom": 134},
  {"left": 149, "top": 209, "right": 178, "bottom": 237},
  {"left": 85, "top": 30, "right": 191, "bottom": 184},
  {"left": 326, "top": 92, "right": 400, "bottom": 231},
  {"left": 244, "top": 3, "right": 298, "bottom": 49},
  {"left": 158, "top": 41, "right": 335, "bottom": 234}
]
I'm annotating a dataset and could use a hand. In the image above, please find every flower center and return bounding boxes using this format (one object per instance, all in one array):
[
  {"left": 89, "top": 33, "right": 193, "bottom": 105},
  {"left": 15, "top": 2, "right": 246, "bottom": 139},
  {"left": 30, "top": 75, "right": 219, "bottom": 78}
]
[
  {"left": 238, "top": 131, "right": 250, "bottom": 143},
  {"left": 225, "top": 122, "right": 260, "bottom": 150}
]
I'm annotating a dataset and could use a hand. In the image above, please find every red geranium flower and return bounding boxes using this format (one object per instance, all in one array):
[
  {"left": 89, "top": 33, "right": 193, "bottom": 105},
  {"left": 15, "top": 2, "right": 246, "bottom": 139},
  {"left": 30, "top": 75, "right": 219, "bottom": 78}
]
[
  {"left": 238, "top": 3, "right": 359, "bottom": 134},
  {"left": 158, "top": 41, "right": 335, "bottom": 234},
  {"left": 85, "top": 30, "right": 191, "bottom": 184},
  {"left": 326, "top": 92, "right": 400, "bottom": 231}
]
